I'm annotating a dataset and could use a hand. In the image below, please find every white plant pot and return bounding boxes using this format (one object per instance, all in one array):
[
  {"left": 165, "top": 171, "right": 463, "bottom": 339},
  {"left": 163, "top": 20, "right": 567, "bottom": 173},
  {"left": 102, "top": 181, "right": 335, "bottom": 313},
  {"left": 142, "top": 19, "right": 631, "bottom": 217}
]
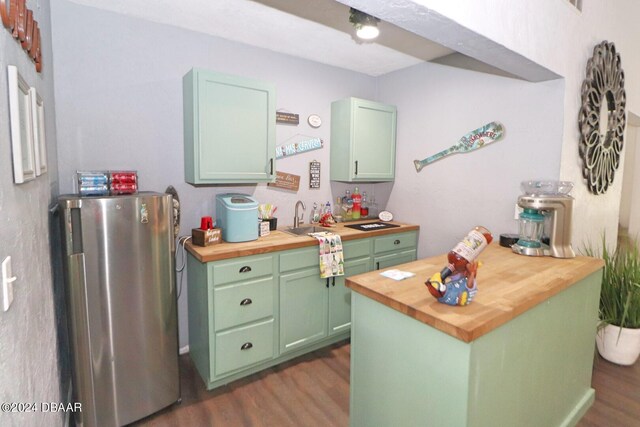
[{"left": 595, "top": 323, "right": 640, "bottom": 366}]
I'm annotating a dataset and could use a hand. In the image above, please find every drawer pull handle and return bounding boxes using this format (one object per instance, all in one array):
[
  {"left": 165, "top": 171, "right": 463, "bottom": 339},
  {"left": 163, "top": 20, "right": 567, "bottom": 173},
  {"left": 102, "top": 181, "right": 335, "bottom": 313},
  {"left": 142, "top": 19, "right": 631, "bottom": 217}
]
[
  {"left": 376, "top": 262, "right": 380, "bottom": 270},
  {"left": 394, "top": 239, "right": 400, "bottom": 245},
  {"left": 239, "top": 266, "right": 252, "bottom": 273},
  {"left": 241, "top": 342, "right": 253, "bottom": 351},
  {"left": 332, "top": 277, "right": 336, "bottom": 287},
  {"left": 326, "top": 278, "right": 330, "bottom": 288},
  {"left": 240, "top": 298, "right": 253, "bottom": 306},
  {"left": 355, "top": 161, "right": 358, "bottom": 175}
]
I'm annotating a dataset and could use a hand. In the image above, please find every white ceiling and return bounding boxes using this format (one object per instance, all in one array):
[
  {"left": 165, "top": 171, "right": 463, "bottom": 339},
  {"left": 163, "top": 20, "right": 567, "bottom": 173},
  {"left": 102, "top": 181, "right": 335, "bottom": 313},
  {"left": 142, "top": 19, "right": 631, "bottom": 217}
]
[{"left": 67, "top": 0, "right": 455, "bottom": 77}]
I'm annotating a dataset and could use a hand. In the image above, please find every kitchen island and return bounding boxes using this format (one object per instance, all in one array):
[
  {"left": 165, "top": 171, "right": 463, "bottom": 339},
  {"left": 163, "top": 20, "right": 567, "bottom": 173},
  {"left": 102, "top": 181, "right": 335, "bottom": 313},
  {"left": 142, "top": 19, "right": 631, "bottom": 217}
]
[{"left": 346, "top": 245, "right": 604, "bottom": 427}]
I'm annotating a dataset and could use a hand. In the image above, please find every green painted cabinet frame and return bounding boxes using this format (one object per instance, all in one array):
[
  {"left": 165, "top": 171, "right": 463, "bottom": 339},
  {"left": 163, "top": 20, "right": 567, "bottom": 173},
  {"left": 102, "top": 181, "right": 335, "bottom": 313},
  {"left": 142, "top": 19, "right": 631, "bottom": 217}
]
[
  {"left": 279, "top": 267, "right": 329, "bottom": 353},
  {"left": 187, "top": 230, "right": 418, "bottom": 390},
  {"left": 331, "top": 97, "right": 397, "bottom": 182},
  {"left": 183, "top": 68, "right": 276, "bottom": 184},
  {"left": 330, "top": 257, "right": 370, "bottom": 335}
]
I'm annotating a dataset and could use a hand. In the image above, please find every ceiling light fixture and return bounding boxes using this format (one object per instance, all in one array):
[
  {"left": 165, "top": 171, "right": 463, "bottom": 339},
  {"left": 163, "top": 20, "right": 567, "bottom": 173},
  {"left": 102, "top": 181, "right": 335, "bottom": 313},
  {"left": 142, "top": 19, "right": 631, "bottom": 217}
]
[{"left": 349, "top": 8, "right": 380, "bottom": 40}]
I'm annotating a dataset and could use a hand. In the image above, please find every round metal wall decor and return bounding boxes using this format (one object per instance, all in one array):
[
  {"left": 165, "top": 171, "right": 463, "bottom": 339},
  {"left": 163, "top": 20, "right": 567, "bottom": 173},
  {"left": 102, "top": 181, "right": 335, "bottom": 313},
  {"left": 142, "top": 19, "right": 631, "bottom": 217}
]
[{"left": 578, "top": 41, "right": 626, "bottom": 195}]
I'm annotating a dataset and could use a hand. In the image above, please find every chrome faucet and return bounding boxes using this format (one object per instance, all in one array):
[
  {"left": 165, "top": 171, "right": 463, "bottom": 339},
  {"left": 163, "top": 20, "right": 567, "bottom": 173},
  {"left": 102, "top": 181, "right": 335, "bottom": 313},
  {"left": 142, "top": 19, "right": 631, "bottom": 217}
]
[{"left": 293, "top": 200, "right": 306, "bottom": 228}]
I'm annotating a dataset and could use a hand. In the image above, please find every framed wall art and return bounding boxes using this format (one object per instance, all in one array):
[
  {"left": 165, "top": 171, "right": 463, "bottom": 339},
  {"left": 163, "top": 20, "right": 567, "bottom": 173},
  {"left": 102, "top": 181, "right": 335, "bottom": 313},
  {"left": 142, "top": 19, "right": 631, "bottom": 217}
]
[
  {"left": 578, "top": 41, "right": 626, "bottom": 195},
  {"left": 7, "top": 65, "right": 36, "bottom": 184},
  {"left": 29, "top": 87, "right": 46, "bottom": 175}
]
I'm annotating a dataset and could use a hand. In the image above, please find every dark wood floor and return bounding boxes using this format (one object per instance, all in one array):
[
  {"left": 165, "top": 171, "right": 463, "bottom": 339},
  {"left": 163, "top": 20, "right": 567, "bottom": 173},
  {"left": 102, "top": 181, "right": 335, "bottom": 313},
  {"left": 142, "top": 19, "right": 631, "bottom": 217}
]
[{"left": 133, "top": 341, "right": 639, "bottom": 426}]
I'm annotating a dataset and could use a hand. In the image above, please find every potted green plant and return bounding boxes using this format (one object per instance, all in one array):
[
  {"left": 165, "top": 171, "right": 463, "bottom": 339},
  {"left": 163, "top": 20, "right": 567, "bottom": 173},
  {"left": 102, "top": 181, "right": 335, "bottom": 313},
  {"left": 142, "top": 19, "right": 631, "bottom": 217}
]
[{"left": 586, "top": 238, "right": 640, "bottom": 365}]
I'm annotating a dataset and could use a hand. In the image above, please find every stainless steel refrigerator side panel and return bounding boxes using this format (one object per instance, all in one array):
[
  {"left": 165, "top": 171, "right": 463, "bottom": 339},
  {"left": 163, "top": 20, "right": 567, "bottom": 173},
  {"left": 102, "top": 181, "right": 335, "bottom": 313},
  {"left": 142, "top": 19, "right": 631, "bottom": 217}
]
[
  {"left": 66, "top": 253, "right": 99, "bottom": 427},
  {"left": 60, "top": 200, "right": 99, "bottom": 427},
  {"left": 59, "top": 193, "right": 179, "bottom": 427}
]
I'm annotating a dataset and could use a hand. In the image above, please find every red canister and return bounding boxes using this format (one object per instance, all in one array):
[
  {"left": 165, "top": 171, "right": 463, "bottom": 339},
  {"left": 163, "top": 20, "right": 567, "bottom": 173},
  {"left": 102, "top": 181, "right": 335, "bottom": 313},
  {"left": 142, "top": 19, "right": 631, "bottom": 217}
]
[{"left": 200, "top": 216, "right": 213, "bottom": 230}]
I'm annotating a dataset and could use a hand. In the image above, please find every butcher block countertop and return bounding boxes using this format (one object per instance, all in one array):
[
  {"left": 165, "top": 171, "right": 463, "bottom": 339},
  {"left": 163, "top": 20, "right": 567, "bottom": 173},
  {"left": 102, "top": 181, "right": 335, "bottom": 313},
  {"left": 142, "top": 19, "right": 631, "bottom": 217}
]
[
  {"left": 186, "top": 221, "right": 419, "bottom": 263},
  {"left": 346, "top": 245, "right": 604, "bottom": 343}
]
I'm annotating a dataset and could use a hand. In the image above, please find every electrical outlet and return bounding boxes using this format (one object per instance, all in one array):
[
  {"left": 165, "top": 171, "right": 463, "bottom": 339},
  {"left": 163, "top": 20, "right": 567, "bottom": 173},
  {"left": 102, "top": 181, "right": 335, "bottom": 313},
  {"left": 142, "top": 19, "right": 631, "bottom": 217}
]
[{"left": 2, "top": 256, "right": 17, "bottom": 311}]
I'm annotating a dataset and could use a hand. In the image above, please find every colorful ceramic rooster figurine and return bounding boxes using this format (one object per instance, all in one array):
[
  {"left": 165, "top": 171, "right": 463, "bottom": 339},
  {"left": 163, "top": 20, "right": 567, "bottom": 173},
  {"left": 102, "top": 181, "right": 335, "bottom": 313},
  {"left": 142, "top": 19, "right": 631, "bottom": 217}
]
[{"left": 426, "top": 262, "right": 479, "bottom": 306}]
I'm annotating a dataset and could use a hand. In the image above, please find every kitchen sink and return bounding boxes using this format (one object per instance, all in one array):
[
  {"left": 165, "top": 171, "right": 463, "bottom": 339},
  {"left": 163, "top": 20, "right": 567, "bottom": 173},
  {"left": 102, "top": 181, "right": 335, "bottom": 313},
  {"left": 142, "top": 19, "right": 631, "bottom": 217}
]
[{"left": 282, "top": 226, "right": 328, "bottom": 236}]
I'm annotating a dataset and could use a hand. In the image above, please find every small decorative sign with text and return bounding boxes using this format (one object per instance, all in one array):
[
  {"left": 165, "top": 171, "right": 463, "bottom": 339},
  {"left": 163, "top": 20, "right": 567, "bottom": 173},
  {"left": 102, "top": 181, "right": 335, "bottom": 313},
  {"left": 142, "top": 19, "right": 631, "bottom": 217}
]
[
  {"left": 268, "top": 171, "right": 300, "bottom": 192},
  {"left": 309, "top": 161, "right": 320, "bottom": 189},
  {"left": 276, "top": 112, "right": 300, "bottom": 125},
  {"left": 276, "top": 137, "right": 323, "bottom": 159}
]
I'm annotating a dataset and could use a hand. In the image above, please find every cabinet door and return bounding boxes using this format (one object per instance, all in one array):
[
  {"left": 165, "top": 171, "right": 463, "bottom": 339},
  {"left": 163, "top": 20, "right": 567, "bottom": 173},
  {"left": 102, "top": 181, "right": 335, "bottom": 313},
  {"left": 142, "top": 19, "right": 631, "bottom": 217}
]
[
  {"left": 329, "top": 257, "right": 371, "bottom": 335},
  {"left": 374, "top": 249, "right": 417, "bottom": 270},
  {"left": 184, "top": 69, "right": 275, "bottom": 184},
  {"left": 331, "top": 97, "right": 397, "bottom": 182},
  {"left": 352, "top": 99, "right": 397, "bottom": 181},
  {"left": 280, "top": 268, "right": 328, "bottom": 354}
]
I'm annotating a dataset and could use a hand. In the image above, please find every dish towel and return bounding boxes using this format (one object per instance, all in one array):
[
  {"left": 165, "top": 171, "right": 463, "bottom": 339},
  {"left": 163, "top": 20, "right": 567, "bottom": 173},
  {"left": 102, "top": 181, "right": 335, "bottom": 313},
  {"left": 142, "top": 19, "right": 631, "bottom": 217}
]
[{"left": 309, "top": 232, "right": 345, "bottom": 278}]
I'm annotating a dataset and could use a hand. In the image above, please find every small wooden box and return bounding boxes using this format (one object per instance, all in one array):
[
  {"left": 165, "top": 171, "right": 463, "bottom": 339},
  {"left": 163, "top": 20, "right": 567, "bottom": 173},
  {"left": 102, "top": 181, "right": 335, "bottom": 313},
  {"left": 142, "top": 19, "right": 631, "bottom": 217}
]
[{"left": 192, "top": 228, "right": 222, "bottom": 246}]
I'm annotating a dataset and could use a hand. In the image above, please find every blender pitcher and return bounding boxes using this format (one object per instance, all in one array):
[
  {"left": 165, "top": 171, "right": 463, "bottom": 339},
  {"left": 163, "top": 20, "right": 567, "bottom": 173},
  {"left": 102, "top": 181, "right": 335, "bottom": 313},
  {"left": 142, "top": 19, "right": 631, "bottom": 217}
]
[{"left": 516, "top": 208, "right": 545, "bottom": 248}]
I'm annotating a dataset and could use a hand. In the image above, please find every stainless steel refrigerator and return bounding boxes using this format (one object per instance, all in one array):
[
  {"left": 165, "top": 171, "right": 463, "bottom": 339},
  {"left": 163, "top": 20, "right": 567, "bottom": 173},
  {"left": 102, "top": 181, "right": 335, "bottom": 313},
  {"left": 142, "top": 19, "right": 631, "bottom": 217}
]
[{"left": 58, "top": 192, "right": 179, "bottom": 427}]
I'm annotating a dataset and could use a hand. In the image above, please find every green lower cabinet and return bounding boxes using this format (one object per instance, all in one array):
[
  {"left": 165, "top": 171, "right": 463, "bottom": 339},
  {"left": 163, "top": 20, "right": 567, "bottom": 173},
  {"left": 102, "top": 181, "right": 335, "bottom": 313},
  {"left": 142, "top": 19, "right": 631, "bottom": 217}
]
[
  {"left": 187, "top": 230, "right": 417, "bottom": 390},
  {"left": 373, "top": 232, "right": 418, "bottom": 270},
  {"left": 279, "top": 267, "right": 329, "bottom": 353},
  {"left": 213, "top": 277, "right": 274, "bottom": 331},
  {"left": 215, "top": 319, "right": 275, "bottom": 377},
  {"left": 329, "top": 257, "right": 370, "bottom": 335},
  {"left": 374, "top": 249, "right": 417, "bottom": 270}
]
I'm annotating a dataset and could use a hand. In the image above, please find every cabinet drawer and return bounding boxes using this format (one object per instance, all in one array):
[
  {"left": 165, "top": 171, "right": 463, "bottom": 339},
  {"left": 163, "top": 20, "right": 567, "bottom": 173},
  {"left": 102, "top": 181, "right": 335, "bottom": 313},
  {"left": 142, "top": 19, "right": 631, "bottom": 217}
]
[
  {"left": 212, "top": 255, "right": 273, "bottom": 286},
  {"left": 374, "top": 232, "right": 417, "bottom": 254},
  {"left": 374, "top": 249, "right": 417, "bottom": 270},
  {"left": 215, "top": 319, "right": 274, "bottom": 377},
  {"left": 344, "top": 239, "right": 370, "bottom": 260},
  {"left": 214, "top": 277, "right": 274, "bottom": 331},
  {"left": 280, "top": 247, "right": 319, "bottom": 272}
]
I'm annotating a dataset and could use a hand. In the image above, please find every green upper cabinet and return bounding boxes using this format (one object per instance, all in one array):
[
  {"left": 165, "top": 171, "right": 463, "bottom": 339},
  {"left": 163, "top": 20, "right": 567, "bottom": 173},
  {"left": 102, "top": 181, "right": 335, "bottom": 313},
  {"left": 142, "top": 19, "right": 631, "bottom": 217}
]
[
  {"left": 330, "top": 97, "right": 397, "bottom": 182},
  {"left": 183, "top": 68, "right": 276, "bottom": 184}
]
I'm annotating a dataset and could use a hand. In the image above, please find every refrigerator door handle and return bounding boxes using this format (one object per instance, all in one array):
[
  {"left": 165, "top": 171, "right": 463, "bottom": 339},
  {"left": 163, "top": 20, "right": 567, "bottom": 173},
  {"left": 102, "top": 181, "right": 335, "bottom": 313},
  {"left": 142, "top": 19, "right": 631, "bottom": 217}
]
[
  {"left": 67, "top": 252, "right": 99, "bottom": 427},
  {"left": 63, "top": 206, "right": 84, "bottom": 255}
]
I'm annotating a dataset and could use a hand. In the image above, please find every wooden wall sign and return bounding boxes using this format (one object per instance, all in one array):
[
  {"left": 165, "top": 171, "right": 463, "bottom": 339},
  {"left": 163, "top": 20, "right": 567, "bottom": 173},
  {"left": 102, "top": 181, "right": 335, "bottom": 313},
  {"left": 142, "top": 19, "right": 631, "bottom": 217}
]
[
  {"left": 276, "top": 137, "right": 323, "bottom": 159},
  {"left": 276, "top": 112, "right": 299, "bottom": 125},
  {"left": 309, "top": 161, "right": 320, "bottom": 189},
  {"left": 1, "top": 0, "right": 42, "bottom": 72},
  {"left": 268, "top": 171, "right": 300, "bottom": 191}
]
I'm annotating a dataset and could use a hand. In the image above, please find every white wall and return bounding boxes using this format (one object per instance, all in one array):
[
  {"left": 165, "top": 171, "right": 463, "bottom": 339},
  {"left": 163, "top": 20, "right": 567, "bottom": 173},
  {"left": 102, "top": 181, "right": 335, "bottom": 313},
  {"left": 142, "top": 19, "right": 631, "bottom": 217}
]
[
  {"left": 0, "top": 1, "right": 64, "bottom": 425},
  {"left": 345, "top": 0, "right": 640, "bottom": 251},
  {"left": 50, "top": 0, "right": 381, "bottom": 348},
  {"left": 378, "top": 62, "right": 564, "bottom": 256},
  {"left": 623, "top": 125, "right": 640, "bottom": 241},
  {"left": 619, "top": 126, "right": 636, "bottom": 229}
]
